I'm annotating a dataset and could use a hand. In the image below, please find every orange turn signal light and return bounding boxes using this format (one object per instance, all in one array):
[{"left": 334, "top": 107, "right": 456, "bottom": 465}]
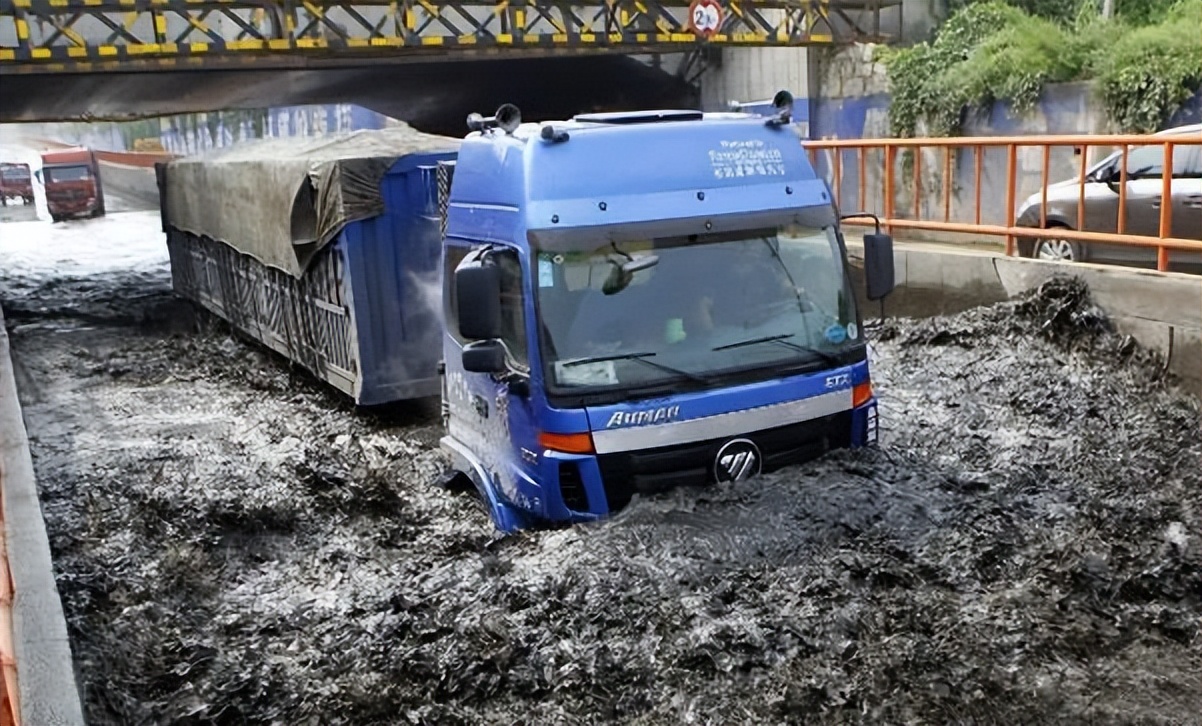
[
  {"left": 853, "top": 381, "right": 874, "bottom": 408},
  {"left": 538, "top": 430, "right": 595, "bottom": 454}
]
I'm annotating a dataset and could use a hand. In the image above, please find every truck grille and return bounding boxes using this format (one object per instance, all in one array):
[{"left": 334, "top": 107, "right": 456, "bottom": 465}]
[{"left": 594, "top": 411, "right": 852, "bottom": 513}]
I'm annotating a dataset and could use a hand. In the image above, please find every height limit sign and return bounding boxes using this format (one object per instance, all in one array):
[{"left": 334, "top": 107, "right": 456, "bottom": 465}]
[{"left": 688, "top": 0, "right": 723, "bottom": 37}]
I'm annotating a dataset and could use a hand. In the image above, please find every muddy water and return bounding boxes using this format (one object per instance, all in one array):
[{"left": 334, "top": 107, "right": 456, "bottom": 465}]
[{"left": 2, "top": 217, "right": 1200, "bottom": 725}]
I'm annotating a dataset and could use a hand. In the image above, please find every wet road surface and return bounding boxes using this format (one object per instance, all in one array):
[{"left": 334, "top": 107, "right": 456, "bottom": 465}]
[{"left": 1, "top": 212, "right": 1200, "bottom": 725}]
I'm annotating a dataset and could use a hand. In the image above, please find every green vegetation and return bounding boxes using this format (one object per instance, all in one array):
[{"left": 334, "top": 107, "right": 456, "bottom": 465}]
[
  {"left": 948, "top": 0, "right": 1180, "bottom": 25},
  {"left": 879, "top": 0, "right": 1202, "bottom": 136}
]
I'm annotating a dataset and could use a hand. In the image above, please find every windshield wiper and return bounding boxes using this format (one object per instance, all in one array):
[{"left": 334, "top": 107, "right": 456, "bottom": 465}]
[
  {"left": 761, "top": 236, "right": 808, "bottom": 315},
  {"left": 561, "top": 352, "right": 708, "bottom": 382},
  {"left": 713, "top": 333, "right": 842, "bottom": 367}
]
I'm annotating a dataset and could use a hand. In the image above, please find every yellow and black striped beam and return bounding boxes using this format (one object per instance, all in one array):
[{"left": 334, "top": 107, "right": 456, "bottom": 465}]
[{"left": 0, "top": 0, "right": 880, "bottom": 73}]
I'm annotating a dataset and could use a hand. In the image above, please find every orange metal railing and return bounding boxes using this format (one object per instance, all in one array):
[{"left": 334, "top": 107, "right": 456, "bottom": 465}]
[
  {"left": 804, "top": 134, "right": 1202, "bottom": 272},
  {"left": 0, "top": 461, "right": 19, "bottom": 726}
]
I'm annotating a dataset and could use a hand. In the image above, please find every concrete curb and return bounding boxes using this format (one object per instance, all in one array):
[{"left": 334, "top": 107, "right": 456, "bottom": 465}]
[
  {"left": 0, "top": 307, "right": 86, "bottom": 726},
  {"left": 847, "top": 242, "right": 1202, "bottom": 396}
]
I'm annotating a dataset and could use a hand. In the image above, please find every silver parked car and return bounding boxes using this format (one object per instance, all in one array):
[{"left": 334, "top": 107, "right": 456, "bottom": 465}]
[{"left": 1015, "top": 123, "right": 1202, "bottom": 267}]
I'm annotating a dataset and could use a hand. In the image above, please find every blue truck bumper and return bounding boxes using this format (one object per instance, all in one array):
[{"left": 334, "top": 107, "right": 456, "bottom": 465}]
[{"left": 447, "top": 395, "right": 881, "bottom": 532}]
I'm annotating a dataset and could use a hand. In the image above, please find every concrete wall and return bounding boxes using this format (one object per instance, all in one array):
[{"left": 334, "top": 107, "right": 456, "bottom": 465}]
[
  {"left": 700, "top": 46, "right": 812, "bottom": 137},
  {"left": 809, "top": 43, "right": 1202, "bottom": 234},
  {"left": 866, "top": 0, "right": 944, "bottom": 44},
  {"left": 846, "top": 243, "right": 1202, "bottom": 396}
]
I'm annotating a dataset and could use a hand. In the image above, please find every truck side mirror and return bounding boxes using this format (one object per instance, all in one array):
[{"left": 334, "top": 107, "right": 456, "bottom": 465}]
[
  {"left": 863, "top": 233, "right": 895, "bottom": 301},
  {"left": 462, "top": 339, "right": 506, "bottom": 373},
  {"left": 455, "top": 264, "right": 503, "bottom": 340}
]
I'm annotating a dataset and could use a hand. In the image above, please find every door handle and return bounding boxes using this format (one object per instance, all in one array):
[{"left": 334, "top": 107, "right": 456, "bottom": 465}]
[{"left": 1186, "top": 195, "right": 1202, "bottom": 209}]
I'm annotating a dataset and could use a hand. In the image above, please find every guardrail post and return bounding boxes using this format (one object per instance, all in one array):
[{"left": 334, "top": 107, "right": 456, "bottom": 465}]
[
  {"left": 833, "top": 149, "right": 842, "bottom": 209},
  {"left": 857, "top": 147, "right": 866, "bottom": 213},
  {"left": 1158, "top": 141, "right": 1173, "bottom": 272},
  {"left": 1004, "top": 143, "right": 1016, "bottom": 256},
  {"left": 942, "top": 147, "right": 952, "bottom": 223},
  {"left": 912, "top": 145, "right": 922, "bottom": 221},
  {"left": 884, "top": 143, "right": 895, "bottom": 235},
  {"left": 1039, "top": 144, "right": 1049, "bottom": 229},
  {"left": 1078, "top": 145, "right": 1088, "bottom": 239},
  {"left": 973, "top": 145, "right": 982, "bottom": 226},
  {"left": 1118, "top": 145, "right": 1129, "bottom": 235}
]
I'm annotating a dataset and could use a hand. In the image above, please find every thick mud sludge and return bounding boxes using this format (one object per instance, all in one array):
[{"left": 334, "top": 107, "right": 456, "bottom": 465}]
[{"left": 2, "top": 222, "right": 1200, "bottom": 725}]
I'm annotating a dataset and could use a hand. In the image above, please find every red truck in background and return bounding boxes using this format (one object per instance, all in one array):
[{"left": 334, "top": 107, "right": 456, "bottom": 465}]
[
  {"left": 39, "top": 147, "right": 106, "bottom": 221},
  {"left": 0, "top": 162, "right": 33, "bottom": 206}
]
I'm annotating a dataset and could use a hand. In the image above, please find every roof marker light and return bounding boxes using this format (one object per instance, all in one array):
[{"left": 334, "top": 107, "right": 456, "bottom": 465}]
[{"left": 540, "top": 124, "right": 570, "bottom": 143}]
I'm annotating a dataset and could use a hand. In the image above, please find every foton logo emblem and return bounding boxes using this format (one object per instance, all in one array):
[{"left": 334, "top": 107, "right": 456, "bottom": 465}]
[{"left": 606, "top": 406, "right": 681, "bottom": 428}]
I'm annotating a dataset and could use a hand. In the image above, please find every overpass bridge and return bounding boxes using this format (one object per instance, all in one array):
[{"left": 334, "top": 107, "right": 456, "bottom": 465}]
[
  {"left": 0, "top": 0, "right": 892, "bottom": 70},
  {"left": 0, "top": 0, "right": 899, "bottom": 126}
]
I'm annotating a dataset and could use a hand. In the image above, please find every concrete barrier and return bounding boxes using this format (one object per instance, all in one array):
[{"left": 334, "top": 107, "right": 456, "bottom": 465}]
[
  {"left": 0, "top": 308, "right": 86, "bottom": 726},
  {"left": 847, "top": 242, "right": 1202, "bottom": 396}
]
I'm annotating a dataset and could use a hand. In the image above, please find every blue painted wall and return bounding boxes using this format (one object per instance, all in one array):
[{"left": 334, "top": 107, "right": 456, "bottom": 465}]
[
  {"left": 43, "top": 104, "right": 393, "bottom": 156},
  {"left": 159, "top": 104, "right": 391, "bottom": 155}
]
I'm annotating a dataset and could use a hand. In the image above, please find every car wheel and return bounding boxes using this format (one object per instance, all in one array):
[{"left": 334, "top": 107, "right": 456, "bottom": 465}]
[{"left": 1033, "top": 233, "right": 1081, "bottom": 263}]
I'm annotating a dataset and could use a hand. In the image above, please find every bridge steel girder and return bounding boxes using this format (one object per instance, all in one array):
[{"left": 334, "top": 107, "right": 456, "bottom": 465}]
[{"left": 0, "top": 0, "right": 879, "bottom": 74}]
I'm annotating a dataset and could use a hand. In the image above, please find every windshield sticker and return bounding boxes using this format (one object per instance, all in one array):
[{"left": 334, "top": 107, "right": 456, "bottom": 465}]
[
  {"left": 824, "top": 324, "right": 848, "bottom": 345},
  {"left": 538, "top": 255, "right": 554, "bottom": 288},
  {"left": 709, "top": 140, "right": 787, "bottom": 180},
  {"left": 847, "top": 322, "right": 858, "bottom": 340},
  {"left": 555, "top": 360, "right": 617, "bottom": 387}
]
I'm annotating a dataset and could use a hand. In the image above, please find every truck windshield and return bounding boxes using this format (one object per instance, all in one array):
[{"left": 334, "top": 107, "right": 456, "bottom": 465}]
[
  {"left": 534, "top": 224, "right": 860, "bottom": 393},
  {"left": 0, "top": 166, "right": 30, "bottom": 180},
  {"left": 44, "top": 166, "right": 91, "bottom": 184}
]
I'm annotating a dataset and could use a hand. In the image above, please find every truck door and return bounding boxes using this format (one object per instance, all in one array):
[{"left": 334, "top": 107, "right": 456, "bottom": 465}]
[{"left": 443, "top": 241, "right": 542, "bottom": 525}]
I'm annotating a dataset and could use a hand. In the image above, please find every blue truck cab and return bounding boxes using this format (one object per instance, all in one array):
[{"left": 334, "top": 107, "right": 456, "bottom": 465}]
[{"left": 439, "top": 97, "right": 895, "bottom": 532}]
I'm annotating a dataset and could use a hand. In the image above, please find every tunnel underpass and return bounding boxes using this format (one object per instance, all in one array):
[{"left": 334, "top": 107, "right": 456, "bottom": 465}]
[{"left": 0, "top": 54, "right": 697, "bottom": 134}]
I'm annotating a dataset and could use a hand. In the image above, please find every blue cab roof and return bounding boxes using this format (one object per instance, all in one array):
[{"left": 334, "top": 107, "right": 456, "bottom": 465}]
[{"left": 444, "top": 111, "right": 831, "bottom": 246}]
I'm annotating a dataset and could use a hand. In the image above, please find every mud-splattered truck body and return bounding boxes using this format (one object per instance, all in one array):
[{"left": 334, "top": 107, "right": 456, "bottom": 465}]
[
  {"left": 0, "top": 162, "right": 34, "bottom": 205},
  {"left": 439, "top": 100, "right": 894, "bottom": 531},
  {"left": 158, "top": 99, "right": 895, "bottom": 532},
  {"left": 40, "top": 147, "right": 106, "bottom": 221}
]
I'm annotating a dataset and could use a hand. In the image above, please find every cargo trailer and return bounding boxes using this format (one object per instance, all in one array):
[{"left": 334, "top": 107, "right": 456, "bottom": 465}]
[{"left": 158, "top": 127, "right": 459, "bottom": 405}]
